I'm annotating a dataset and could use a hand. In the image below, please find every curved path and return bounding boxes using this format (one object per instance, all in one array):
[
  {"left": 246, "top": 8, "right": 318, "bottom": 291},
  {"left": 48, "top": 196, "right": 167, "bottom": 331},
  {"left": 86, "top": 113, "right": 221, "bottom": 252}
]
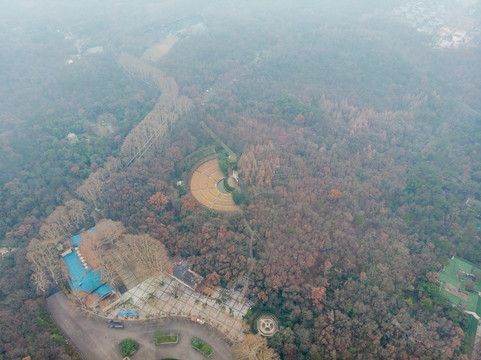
[
  {"left": 46, "top": 292, "right": 234, "bottom": 360},
  {"left": 190, "top": 159, "right": 239, "bottom": 212}
]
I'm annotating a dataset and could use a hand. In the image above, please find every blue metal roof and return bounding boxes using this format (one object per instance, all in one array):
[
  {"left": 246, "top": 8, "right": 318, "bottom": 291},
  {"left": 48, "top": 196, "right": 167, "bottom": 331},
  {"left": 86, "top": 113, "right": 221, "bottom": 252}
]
[
  {"left": 118, "top": 311, "right": 138, "bottom": 315},
  {"left": 69, "top": 226, "right": 96, "bottom": 247},
  {"left": 63, "top": 252, "right": 104, "bottom": 293},
  {"left": 64, "top": 226, "right": 113, "bottom": 297}
]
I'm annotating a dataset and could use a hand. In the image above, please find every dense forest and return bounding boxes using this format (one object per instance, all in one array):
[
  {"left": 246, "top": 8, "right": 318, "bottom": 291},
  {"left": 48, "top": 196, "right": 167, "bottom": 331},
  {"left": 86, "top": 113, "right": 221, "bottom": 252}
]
[{"left": 1, "top": 0, "right": 481, "bottom": 359}]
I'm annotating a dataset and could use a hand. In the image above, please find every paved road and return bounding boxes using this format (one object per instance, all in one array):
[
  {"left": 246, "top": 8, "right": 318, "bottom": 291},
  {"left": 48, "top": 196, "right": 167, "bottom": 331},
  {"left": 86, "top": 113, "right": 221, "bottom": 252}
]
[{"left": 46, "top": 292, "right": 234, "bottom": 360}]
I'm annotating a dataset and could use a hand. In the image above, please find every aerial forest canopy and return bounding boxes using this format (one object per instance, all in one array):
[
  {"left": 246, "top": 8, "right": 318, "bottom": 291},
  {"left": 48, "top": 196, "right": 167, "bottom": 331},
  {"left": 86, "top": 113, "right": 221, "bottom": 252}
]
[{"left": 1, "top": 0, "right": 481, "bottom": 359}]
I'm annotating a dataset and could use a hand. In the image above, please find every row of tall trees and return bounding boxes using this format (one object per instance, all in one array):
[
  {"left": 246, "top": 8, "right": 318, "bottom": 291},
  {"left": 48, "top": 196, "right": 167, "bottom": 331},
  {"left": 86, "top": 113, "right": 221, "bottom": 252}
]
[
  {"left": 27, "top": 53, "right": 188, "bottom": 297},
  {"left": 0, "top": 5, "right": 189, "bottom": 359}
]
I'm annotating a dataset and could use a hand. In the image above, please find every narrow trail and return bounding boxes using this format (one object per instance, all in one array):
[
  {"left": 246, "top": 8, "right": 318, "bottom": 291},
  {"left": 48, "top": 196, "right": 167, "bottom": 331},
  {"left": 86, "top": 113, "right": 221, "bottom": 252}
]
[
  {"left": 242, "top": 219, "right": 256, "bottom": 294},
  {"left": 199, "top": 121, "right": 237, "bottom": 162}
]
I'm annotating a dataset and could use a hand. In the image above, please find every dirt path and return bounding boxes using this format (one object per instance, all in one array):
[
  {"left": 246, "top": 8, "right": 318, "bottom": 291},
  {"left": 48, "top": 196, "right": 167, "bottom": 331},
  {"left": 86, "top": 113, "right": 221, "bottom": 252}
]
[
  {"left": 199, "top": 121, "right": 237, "bottom": 162},
  {"left": 243, "top": 219, "right": 255, "bottom": 279},
  {"left": 46, "top": 292, "right": 234, "bottom": 360},
  {"left": 241, "top": 219, "right": 256, "bottom": 295}
]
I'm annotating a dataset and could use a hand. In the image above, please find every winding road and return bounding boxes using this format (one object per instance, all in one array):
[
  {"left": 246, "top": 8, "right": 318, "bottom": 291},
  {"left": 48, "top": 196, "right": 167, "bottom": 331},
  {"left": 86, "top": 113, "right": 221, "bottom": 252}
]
[{"left": 46, "top": 292, "right": 234, "bottom": 360}]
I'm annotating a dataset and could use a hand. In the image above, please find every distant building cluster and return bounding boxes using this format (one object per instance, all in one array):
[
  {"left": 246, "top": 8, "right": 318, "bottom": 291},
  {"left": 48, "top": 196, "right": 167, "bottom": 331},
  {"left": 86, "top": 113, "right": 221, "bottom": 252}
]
[
  {"left": 393, "top": 1, "right": 481, "bottom": 49},
  {"left": 437, "top": 26, "right": 469, "bottom": 49}
]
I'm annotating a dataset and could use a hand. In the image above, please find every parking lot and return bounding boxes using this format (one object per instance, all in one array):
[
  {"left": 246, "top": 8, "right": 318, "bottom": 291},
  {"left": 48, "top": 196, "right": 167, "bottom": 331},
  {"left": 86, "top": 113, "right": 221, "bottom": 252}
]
[{"left": 47, "top": 292, "right": 235, "bottom": 360}]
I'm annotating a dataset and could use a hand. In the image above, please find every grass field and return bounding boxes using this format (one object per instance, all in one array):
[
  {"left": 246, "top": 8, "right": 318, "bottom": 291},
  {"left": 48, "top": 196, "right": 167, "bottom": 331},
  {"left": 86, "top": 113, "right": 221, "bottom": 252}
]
[
  {"left": 439, "top": 256, "right": 481, "bottom": 355},
  {"left": 154, "top": 330, "right": 178, "bottom": 345},
  {"left": 438, "top": 256, "right": 481, "bottom": 316}
]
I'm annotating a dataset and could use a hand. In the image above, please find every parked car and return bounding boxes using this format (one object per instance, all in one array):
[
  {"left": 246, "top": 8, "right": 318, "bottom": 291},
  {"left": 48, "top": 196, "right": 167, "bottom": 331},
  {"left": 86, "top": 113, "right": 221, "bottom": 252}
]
[
  {"left": 191, "top": 317, "right": 205, "bottom": 324},
  {"left": 107, "top": 320, "right": 124, "bottom": 329}
]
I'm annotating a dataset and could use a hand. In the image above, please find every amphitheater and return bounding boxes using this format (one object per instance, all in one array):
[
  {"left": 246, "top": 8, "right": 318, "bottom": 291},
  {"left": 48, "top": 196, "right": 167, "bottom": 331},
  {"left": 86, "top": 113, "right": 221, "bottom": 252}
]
[{"left": 190, "top": 159, "right": 239, "bottom": 212}]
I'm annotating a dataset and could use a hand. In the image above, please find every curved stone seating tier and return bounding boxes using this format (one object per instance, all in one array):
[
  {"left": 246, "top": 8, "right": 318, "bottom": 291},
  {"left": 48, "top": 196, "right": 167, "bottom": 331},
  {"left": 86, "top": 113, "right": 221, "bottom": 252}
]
[
  {"left": 199, "top": 174, "right": 210, "bottom": 189},
  {"left": 190, "top": 159, "right": 239, "bottom": 212}
]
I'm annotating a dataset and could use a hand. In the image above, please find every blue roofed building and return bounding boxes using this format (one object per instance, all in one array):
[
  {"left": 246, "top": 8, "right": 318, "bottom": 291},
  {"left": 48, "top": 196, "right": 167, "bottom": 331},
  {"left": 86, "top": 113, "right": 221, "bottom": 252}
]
[{"left": 61, "top": 221, "right": 120, "bottom": 310}]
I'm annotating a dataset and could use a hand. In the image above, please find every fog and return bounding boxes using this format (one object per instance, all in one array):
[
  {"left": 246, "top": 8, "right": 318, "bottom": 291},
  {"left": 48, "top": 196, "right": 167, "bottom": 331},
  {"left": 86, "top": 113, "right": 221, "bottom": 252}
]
[
  {"left": 1, "top": 0, "right": 479, "bottom": 121},
  {"left": 1, "top": 0, "right": 481, "bottom": 359}
]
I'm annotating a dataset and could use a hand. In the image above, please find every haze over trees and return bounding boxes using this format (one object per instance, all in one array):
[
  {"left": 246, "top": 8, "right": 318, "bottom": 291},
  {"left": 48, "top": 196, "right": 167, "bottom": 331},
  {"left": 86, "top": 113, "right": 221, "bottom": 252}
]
[{"left": 1, "top": 0, "right": 481, "bottom": 359}]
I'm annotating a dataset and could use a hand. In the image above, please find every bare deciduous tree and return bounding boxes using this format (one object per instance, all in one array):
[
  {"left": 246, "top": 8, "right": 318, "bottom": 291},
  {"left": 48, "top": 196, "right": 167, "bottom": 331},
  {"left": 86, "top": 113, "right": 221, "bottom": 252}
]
[
  {"left": 76, "top": 168, "right": 108, "bottom": 207},
  {"left": 95, "top": 219, "right": 125, "bottom": 246},
  {"left": 39, "top": 206, "right": 70, "bottom": 242},
  {"left": 234, "top": 334, "right": 280, "bottom": 360},
  {"left": 27, "top": 238, "right": 62, "bottom": 295},
  {"left": 119, "top": 233, "right": 169, "bottom": 276},
  {"left": 65, "top": 199, "right": 88, "bottom": 229}
]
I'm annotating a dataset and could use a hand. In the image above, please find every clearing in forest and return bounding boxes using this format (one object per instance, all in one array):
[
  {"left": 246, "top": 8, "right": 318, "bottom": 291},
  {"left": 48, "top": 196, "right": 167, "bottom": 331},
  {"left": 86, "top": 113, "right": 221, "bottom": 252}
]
[
  {"left": 141, "top": 35, "right": 179, "bottom": 62},
  {"left": 190, "top": 159, "right": 239, "bottom": 212},
  {"left": 438, "top": 256, "right": 481, "bottom": 316}
]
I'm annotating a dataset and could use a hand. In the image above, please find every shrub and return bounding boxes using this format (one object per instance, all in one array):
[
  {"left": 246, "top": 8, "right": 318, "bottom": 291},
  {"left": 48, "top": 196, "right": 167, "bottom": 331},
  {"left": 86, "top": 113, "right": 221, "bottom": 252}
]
[
  {"left": 218, "top": 151, "right": 230, "bottom": 176},
  {"left": 192, "top": 338, "right": 213, "bottom": 356},
  {"left": 232, "top": 191, "right": 245, "bottom": 205},
  {"left": 119, "top": 338, "right": 139, "bottom": 356},
  {"left": 223, "top": 178, "right": 235, "bottom": 192},
  {"left": 355, "top": 214, "right": 363, "bottom": 224},
  {"left": 178, "top": 185, "right": 186, "bottom": 196}
]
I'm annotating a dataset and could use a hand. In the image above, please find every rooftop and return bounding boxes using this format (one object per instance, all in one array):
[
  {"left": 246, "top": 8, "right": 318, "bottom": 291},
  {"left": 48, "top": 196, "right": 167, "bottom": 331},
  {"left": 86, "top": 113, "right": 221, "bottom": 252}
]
[
  {"left": 168, "top": 260, "right": 203, "bottom": 291},
  {"left": 62, "top": 225, "right": 115, "bottom": 300}
]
